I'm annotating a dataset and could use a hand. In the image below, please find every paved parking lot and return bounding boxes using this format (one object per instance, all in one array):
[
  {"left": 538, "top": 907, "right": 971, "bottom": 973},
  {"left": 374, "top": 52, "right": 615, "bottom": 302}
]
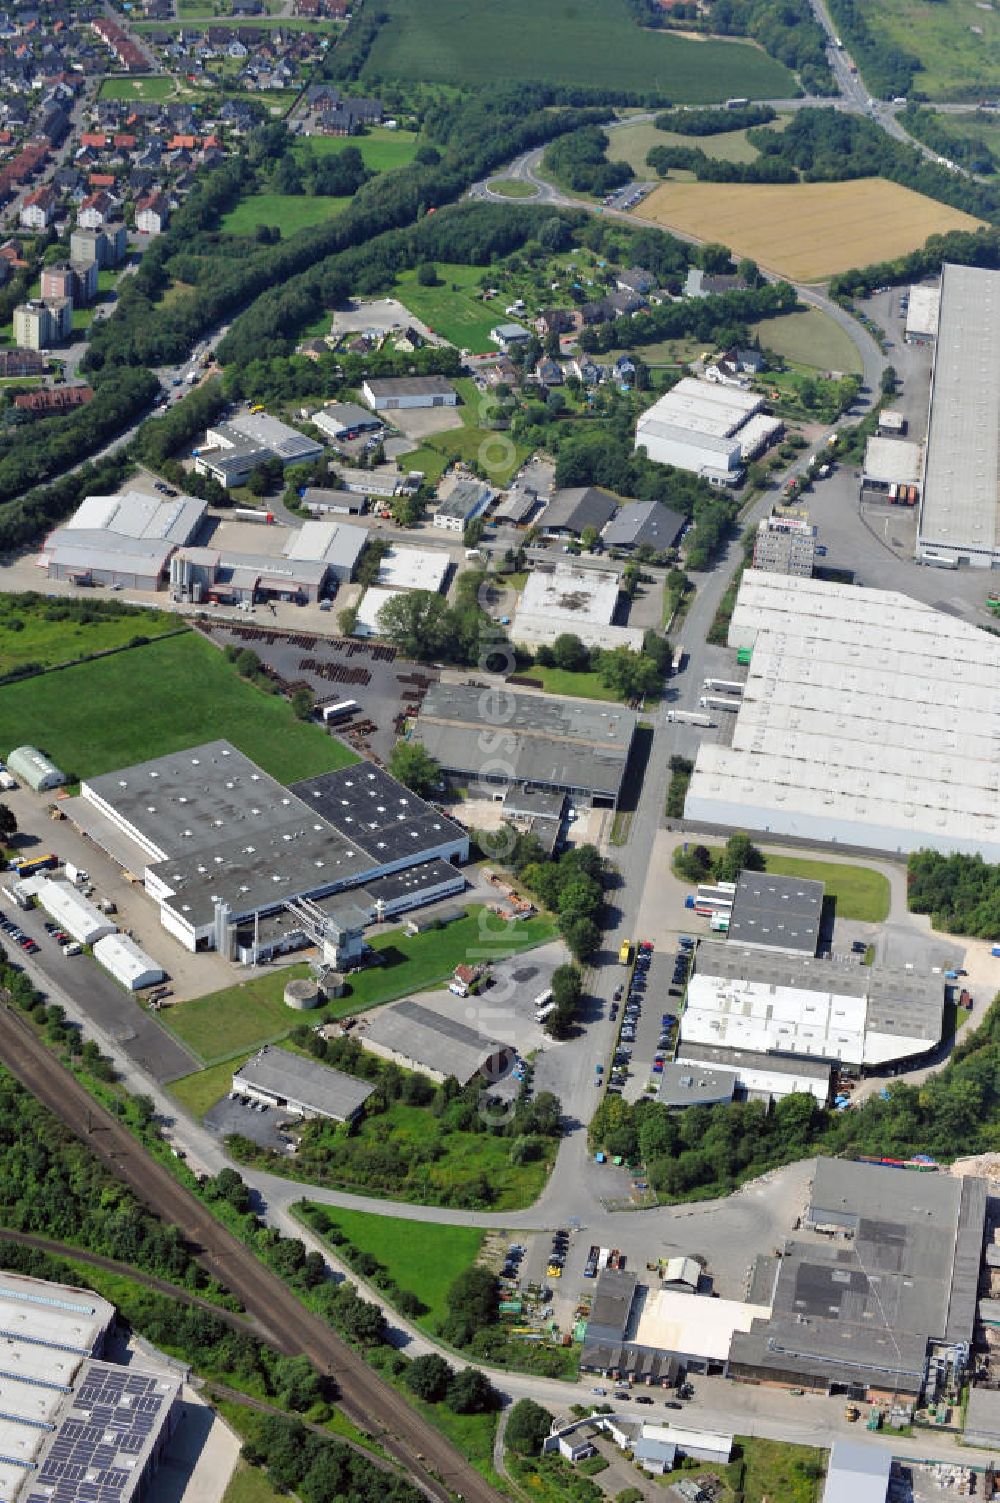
[
  {"left": 619, "top": 948, "right": 685, "bottom": 1104},
  {"left": 0, "top": 891, "right": 198, "bottom": 1083},
  {"left": 204, "top": 1092, "right": 294, "bottom": 1152}
]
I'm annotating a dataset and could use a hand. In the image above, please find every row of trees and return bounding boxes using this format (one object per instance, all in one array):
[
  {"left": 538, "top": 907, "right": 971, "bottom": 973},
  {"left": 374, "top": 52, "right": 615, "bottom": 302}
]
[
  {"left": 901, "top": 105, "right": 997, "bottom": 176},
  {"left": 647, "top": 143, "right": 796, "bottom": 183},
  {"left": 654, "top": 104, "right": 776, "bottom": 134},
  {"left": 244, "top": 1414, "right": 426, "bottom": 1503},
  {"left": 578, "top": 279, "right": 798, "bottom": 354},
  {"left": 828, "top": 224, "right": 1000, "bottom": 301}
]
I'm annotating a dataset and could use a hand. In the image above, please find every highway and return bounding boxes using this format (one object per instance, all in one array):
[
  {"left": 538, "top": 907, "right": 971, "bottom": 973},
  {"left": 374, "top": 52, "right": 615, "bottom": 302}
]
[{"left": 0, "top": 1003, "right": 503, "bottom": 1503}]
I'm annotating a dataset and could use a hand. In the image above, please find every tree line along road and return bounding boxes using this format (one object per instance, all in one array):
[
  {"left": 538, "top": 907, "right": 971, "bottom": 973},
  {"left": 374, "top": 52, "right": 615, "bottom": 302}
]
[{"left": 0, "top": 1003, "right": 502, "bottom": 1503}]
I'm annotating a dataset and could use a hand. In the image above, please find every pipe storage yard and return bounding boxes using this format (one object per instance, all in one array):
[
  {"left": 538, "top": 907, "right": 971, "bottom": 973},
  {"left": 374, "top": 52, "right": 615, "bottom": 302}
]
[{"left": 684, "top": 572, "right": 1000, "bottom": 859}]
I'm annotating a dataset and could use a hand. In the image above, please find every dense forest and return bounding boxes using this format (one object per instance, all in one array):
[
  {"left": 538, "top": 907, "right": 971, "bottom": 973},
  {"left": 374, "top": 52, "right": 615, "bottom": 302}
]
[
  {"left": 592, "top": 991, "right": 1000, "bottom": 1201},
  {"left": 543, "top": 126, "right": 633, "bottom": 197},
  {"left": 908, "top": 849, "right": 1000, "bottom": 937}
]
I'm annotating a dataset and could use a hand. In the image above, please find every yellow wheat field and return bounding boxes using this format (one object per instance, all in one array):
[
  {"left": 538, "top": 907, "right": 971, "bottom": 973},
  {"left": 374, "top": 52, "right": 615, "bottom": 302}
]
[{"left": 637, "top": 178, "right": 985, "bottom": 281}]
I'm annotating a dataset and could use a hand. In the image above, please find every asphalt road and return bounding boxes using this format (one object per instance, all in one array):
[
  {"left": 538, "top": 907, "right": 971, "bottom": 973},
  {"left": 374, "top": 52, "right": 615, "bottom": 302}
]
[{"left": 0, "top": 1003, "right": 503, "bottom": 1503}]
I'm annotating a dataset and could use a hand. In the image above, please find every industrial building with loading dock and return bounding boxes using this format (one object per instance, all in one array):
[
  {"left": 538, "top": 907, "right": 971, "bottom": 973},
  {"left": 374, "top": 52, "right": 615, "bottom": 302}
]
[
  {"left": 678, "top": 940, "right": 944, "bottom": 1092},
  {"left": 75, "top": 743, "right": 467, "bottom": 956},
  {"left": 511, "top": 562, "right": 645, "bottom": 653},
  {"left": 360, "top": 997, "right": 514, "bottom": 1085},
  {"left": 684, "top": 572, "right": 1000, "bottom": 860},
  {"left": 634, "top": 378, "right": 781, "bottom": 486},
  {"left": 233, "top": 1044, "right": 375, "bottom": 1122},
  {"left": 728, "top": 1157, "right": 985, "bottom": 1403},
  {"left": 43, "top": 490, "right": 207, "bottom": 590},
  {"left": 412, "top": 682, "right": 637, "bottom": 808}
]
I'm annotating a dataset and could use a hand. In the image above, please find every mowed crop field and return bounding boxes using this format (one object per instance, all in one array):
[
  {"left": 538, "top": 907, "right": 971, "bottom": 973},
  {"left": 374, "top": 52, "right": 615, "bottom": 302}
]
[
  {"left": 857, "top": 0, "right": 1000, "bottom": 98},
  {"left": 638, "top": 178, "right": 985, "bottom": 280},
  {"left": 364, "top": 0, "right": 794, "bottom": 98},
  {"left": 0, "top": 632, "right": 358, "bottom": 785}
]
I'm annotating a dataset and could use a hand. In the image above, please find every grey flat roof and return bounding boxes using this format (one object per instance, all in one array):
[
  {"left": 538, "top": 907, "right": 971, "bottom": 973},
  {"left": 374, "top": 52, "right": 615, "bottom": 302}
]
[
  {"left": 727, "top": 870, "right": 823, "bottom": 954},
  {"left": 862, "top": 436, "right": 922, "bottom": 485},
  {"left": 543, "top": 486, "right": 619, "bottom": 534},
  {"left": 319, "top": 401, "right": 376, "bottom": 427},
  {"left": 965, "top": 1386, "right": 1000, "bottom": 1442},
  {"left": 357, "top": 857, "right": 465, "bottom": 907},
  {"left": 84, "top": 742, "right": 464, "bottom": 931},
  {"left": 363, "top": 998, "right": 509, "bottom": 1084},
  {"left": 822, "top": 1440, "right": 891, "bottom": 1503},
  {"left": 234, "top": 1044, "right": 374, "bottom": 1120},
  {"left": 919, "top": 263, "right": 1000, "bottom": 556},
  {"left": 290, "top": 763, "right": 465, "bottom": 865},
  {"left": 436, "top": 479, "right": 490, "bottom": 520},
  {"left": 677, "top": 1040, "right": 832, "bottom": 1082},
  {"left": 602, "top": 499, "right": 686, "bottom": 550},
  {"left": 731, "top": 1158, "right": 987, "bottom": 1392},
  {"left": 502, "top": 787, "right": 566, "bottom": 819},
  {"left": 301, "top": 487, "right": 366, "bottom": 510},
  {"left": 412, "top": 681, "right": 636, "bottom": 800},
  {"left": 656, "top": 1061, "right": 737, "bottom": 1108},
  {"left": 586, "top": 1269, "right": 638, "bottom": 1343},
  {"left": 364, "top": 376, "right": 456, "bottom": 399}
]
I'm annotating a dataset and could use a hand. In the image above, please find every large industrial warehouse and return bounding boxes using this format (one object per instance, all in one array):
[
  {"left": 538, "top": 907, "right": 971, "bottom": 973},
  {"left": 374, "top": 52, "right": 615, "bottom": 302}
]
[
  {"left": 684, "top": 572, "right": 1000, "bottom": 859},
  {"left": 0, "top": 1272, "right": 178, "bottom": 1503},
  {"left": 77, "top": 743, "right": 468, "bottom": 953},
  {"left": 43, "top": 490, "right": 207, "bottom": 589},
  {"left": 634, "top": 378, "right": 781, "bottom": 485},
  {"left": 916, "top": 262, "right": 1000, "bottom": 567},
  {"left": 680, "top": 941, "right": 944, "bottom": 1082},
  {"left": 511, "top": 563, "right": 644, "bottom": 653},
  {"left": 728, "top": 1158, "right": 986, "bottom": 1403},
  {"left": 411, "top": 682, "right": 637, "bottom": 807}
]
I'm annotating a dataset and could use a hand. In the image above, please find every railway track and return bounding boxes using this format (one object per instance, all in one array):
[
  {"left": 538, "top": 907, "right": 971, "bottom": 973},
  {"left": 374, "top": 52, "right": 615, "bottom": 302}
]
[{"left": 0, "top": 1006, "right": 501, "bottom": 1503}]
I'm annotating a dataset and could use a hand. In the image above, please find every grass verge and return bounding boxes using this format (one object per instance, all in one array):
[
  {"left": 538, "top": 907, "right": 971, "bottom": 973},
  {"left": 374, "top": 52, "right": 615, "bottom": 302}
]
[{"left": 163, "top": 908, "right": 558, "bottom": 1067}]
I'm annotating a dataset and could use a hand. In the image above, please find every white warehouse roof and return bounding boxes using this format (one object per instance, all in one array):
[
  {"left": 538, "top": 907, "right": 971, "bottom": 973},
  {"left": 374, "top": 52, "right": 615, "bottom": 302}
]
[
  {"left": 93, "top": 933, "right": 164, "bottom": 991},
  {"left": 918, "top": 263, "right": 1000, "bottom": 562},
  {"left": 35, "top": 879, "right": 117, "bottom": 945},
  {"left": 63, "top": 489, "right": 206, "bottom": 544},
  {"left": 637, "top": 377, "right": 762, "bottom": 440},
  {"left": 905, "top": 283, "right": 941, "bottom": 340},
  {"left": 354, "top": 585, "right": 406, "bottom": 636},
  {"left": 685, "top": 572, "right": 1000, "bottom": 859},
  {"left": 283, "top": 519, "right": 367, "bottom": 570},
  {"left": 863, "top": 436, "right": 922, "bottom": 484},
  {"left": 376, "top": 545, "right": 449, "bottom": 592}
]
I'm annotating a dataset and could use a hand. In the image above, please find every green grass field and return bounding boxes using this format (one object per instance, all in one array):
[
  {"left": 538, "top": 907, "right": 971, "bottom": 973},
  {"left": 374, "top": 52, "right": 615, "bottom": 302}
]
[
  {"left": 856, "top": 0, "right": 1000, "bottom": 98},
  {"left": 221, "top": 192, "right": 351, "bottom": 237},
  {"left": 754, "top": 307, "right": 864, "bottom": 375},
  {"left": 529, "top": 667, "right": 628, "bottom": 703},
  {"left": 297, "top": 128, "right": 420, "bottom": 173},
  {"left": 763, "top": 855, "right": 890, "bottom": 922},
  {"left": 98, "top": 75, "right": 177, "bottom": 101},
  {"left": 486, "top": 178, "right": 540, "bottom": 199},
  {"left": 0, "top": 632, "right": 358, "bottom": 785},
  {"left": 163, "top": 907, "right": 557, "bottom": 1066},
  {"left": 393, "top": 264, "right": 499, "bottom": 353},
  {"left": 0, "top": 598, "right": 179, "bottom": 676},
  {"left": 220, "top": 1464, "right": 286, "bottom": 1503},
  {"left": 299, "top": 1204, "right": 484, "bottom": 1328},
  {"left": 397, "top": 372, "right": 531, "bottom": 485},
  {"left": 364, "top": 0, "right": 793, "bottom": 97},
  {"left": 170, "top": 1053, "right": 255, "bottom": 1117}
]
